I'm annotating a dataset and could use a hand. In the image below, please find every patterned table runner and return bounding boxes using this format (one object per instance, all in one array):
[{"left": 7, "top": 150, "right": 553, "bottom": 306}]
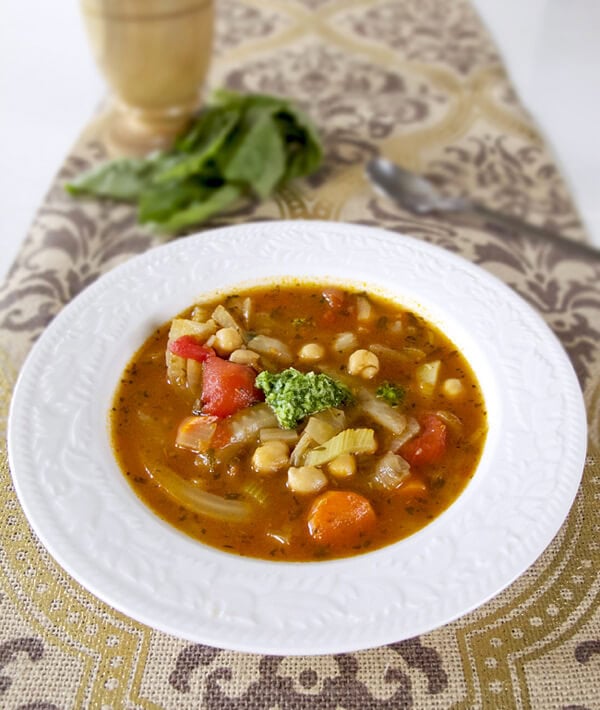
[{"left": 1, "top": 1, "right": 598, "bottom": 707}]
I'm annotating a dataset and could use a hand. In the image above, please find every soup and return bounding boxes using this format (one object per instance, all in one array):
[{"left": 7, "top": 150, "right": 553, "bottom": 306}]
[{"left": 111, "top": 282, "right": 487, "bottom": 561}]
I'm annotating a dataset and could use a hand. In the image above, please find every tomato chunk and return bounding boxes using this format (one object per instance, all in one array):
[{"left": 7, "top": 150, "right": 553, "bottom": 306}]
[
  {"left": 400, "top": 414, "right": 447, "bottom": 467},
  {"left": 169, "top": 336, "right": 215, "bottom": 362},
  {"left": 321, "top": 288, "right": 351, "bottom": 325},
  {"left": 322, "top": 288, "right": 346, "bottom": 310},
  {"left": 201, "top": 356, "right": 263, "bottom": 418},
  {"left": 307, "top": 490, "right": 376, "bottom": 548}
]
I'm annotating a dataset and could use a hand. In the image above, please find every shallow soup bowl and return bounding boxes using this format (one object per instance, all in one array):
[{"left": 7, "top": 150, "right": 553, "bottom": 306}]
[{"left": 7, "top": 220, "right": 586, "bottom": 655}]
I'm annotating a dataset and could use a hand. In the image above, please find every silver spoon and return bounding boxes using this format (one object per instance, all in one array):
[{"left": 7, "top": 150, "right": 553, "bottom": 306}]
[{"left": 366, "top": 157, "right": 600, "bottom": 259}]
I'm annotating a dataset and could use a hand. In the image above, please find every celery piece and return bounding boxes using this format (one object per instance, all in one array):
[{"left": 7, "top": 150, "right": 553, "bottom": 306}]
[
  {"left": 241, "top": 480, "right": 270, "bottom": 506},
  {"left": 305, "top": 428, "right": 376, "bottom": 467}
]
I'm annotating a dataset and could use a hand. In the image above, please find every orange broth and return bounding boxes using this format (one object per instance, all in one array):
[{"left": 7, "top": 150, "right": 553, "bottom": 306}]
[{"left": 110, "top": 282, "right": 487, "bottom": 561}]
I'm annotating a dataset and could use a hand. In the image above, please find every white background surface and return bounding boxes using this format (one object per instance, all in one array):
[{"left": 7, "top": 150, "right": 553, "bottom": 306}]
[{"left": 1, "top": 1, "right": 599, "bottom": 282}]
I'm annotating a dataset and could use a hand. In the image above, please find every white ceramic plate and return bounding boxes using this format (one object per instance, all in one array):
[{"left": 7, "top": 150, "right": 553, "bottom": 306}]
[{"left": 8, "top": 221, "right": 587, "bottom": 655}]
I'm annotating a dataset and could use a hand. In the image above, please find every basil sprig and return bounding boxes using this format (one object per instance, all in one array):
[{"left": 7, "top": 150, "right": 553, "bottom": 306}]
[{"left": 66, "top": 90, "right": 323, "bottom": 233}]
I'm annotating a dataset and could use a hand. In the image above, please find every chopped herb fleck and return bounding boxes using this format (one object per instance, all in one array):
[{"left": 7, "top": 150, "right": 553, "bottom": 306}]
[{"left": 376, "top": 381, "right": 405, "bottom": 406}]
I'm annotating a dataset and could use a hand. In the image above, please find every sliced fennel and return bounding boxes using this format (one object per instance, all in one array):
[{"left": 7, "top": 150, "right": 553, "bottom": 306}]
[
  {"left": 357, "top": 389, "right": 408, "bottom": 434},
  {"left": 241, "top": 480, "right": 270, "bottom": 506},
  {"left": 145, "top": 463, "right": 252, "bottom": 522},
  {"left": 221, "top": 403, "right": 278, "bottom": 447}
]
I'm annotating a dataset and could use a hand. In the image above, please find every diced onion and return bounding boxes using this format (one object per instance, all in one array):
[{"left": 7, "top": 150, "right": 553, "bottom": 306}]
[
  {"left": 175, "top": 415, "right": 218, "bottom": 452},
  {"left": 211, "top": 304, "right": 243, "bottom": 333},
  {"left": 314, "top": 407, "right": 346, "bottom": 431},
  {"left": 390, "top": 416, "right": 420, "bottom": 451},
  {"left": 356, "top": 296, "right": 373, "bottom": 322},
  {"left": 369, "top": 452, "right": 410, "bottom": 491},
  {"left": 303, "top": 408, "right": 346, "bottom": 445},
  {"left": 168, "top": 318, "right": 218, "bottom": 342},
  {"left": 304, "top": 416, "right": 336, "bottom": 445},
  {"left": 416, "top": 360, "right": 441, "bottom": 396}
]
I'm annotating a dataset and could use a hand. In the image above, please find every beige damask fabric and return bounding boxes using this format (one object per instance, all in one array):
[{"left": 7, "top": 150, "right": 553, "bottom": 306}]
[{"left": 1, "top": 0, "right": 599, "bottom": 707}]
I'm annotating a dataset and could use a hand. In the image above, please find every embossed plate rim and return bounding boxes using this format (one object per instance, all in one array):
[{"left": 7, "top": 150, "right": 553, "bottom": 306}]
[{"left": 7, "top": 220, "right": 587, "bottom": 655}]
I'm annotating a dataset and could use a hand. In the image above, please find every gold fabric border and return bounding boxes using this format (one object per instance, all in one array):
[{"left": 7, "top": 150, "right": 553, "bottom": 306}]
[{"left": 0, "top": 0, "right": 598, "bottom": 707}]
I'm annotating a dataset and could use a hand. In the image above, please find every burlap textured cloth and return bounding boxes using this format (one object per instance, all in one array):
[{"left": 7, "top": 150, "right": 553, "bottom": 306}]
[{"left": 1, "top": 1, "right": 599, "bottom": 707}]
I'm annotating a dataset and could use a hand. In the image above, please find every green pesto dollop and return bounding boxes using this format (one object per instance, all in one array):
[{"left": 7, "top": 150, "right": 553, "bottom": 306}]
[{"left": 255, "top": 367, "right": 352, "bottom": 429}]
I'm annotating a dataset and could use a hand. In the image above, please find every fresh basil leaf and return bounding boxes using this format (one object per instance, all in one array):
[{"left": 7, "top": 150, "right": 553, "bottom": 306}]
[
  {"left": 277, "top": 109, "right": 323, "bottom": 181},
  {"left": 220, "top": 109, "right": 286, "bottom": 198},
  {"left": 156, "top": 107, "right": 239, "bottom": 182},
  {"left": 65, "top": 90, "right": 323, "bottom": 233},
  {"left": 138, "top": 179, "right": 212, "bottom": 224},
  {"left": 65, "top": 158, "right": 155, "bottom": 200},
  {"left": 267, "top": 106, "right": 322, "bottom": 183},
  {"left": 151, "top": 184, "right": 242, "bottom": 234}
]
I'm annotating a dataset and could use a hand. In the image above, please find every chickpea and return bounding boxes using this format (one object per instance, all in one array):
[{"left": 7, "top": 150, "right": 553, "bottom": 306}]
[
  {"left": 213, "top": 327, "right": 244, "bottom": 356},
  {"left": 327, "top": 453, "right": 356, "bottom": 479},
  {"left": 251, "top": 440, "right": 290, "bottom": 475},
  {"left": 298, "top": 343, "right": 325, "bottom": 362},
  {"left": 442, "top": 377, "right": 464, "bottom": 398},
  {"left": 287, "top": 466, "right": 328, "bottom": 494},
  {"left": 347, "top": 349, "right": 379, "bottom": 379},
  {"left": 229, "top": 348, "right": 260, "bottom": 367}
]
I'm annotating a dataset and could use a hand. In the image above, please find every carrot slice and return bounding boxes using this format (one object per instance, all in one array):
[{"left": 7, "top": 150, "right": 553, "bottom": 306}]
[
  {"left": 307, "top": 490, "right": 376, "bottom": 547},
  {"left": 395, "top": 476, "right": 428, "bottom": 496}
]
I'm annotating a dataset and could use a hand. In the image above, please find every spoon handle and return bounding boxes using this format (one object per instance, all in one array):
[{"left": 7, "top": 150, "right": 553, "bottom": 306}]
[{"left": 470, "top": 202, "right": 600, "bottom": 260}]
